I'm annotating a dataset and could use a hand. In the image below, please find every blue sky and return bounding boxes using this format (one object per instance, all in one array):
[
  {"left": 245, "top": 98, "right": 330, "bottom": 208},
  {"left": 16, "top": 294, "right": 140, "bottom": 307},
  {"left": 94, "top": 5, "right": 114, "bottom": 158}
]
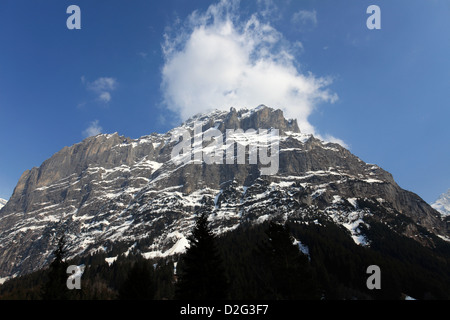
[{"left": 0, "top": 0, "right": 449, "bottom": 204}]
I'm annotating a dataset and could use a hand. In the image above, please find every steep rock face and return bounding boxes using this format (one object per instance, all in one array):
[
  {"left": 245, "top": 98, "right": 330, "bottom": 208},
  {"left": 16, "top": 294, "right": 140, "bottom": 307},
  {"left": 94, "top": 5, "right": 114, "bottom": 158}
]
[
  {"left": 0, "top": 106, "right": 447, "bottom": 279},
  {"left": 10, "top": 135, "right": 155, "bottom": 204}
]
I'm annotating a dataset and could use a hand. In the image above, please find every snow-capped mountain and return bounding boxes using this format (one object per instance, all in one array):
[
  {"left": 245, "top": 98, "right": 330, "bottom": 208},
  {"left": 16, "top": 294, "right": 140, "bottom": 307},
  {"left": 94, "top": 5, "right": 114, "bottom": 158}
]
[
  {"left": 0, "top": 106, "right": 448, "bottom": 280},
  {"left": 432, "top": 189, "right": 450, "bottom": 217},
  {"left": 0, "top": 199, "right": 7, "bottom": 210}
]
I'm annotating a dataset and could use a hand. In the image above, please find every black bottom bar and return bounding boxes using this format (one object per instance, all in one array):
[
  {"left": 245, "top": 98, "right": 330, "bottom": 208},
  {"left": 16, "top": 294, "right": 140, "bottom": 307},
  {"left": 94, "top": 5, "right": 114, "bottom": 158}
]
[{"left": 0, "top": 299, "right": 446, "bottom": 319}]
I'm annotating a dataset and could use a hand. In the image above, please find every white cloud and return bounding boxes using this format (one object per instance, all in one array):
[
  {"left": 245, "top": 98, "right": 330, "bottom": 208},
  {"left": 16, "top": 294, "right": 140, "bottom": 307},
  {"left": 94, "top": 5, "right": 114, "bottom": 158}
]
[
  {"left": 161, "top": 0, "right": 342, "bottom": 144},
  {"left": 138, "top": 52, "right": 149, "bottom": 58},
  {"left": 84, "top": 77, "right": 118, "bottom": 104},
  {"left": 83, "top": 120, "right": 103, "bottom": 138},
  {"left": 99, "top": 92, "right": 111, "bottom": 103},
  {"left": 255, "top": 0, "right": 280, "bottom": 20},
  {"left": 291, "top": 9, "right": 318, "bottom": 28},
  {"left": 322, "top": 134, "right": 349, "bottom": 149}
]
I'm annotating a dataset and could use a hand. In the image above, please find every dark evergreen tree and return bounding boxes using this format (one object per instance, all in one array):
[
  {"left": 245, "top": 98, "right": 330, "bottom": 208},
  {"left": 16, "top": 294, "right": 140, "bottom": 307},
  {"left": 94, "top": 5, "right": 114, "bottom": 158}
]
[
  {"left": 118, "top": 259, "right": 155, "bottom": 300},
  {"left": 154, "top": 259, "right": 175, "bottom": 300},
  {"left": 41, "top": 236, "right": 70, "bottom": 300},
  {"left": 175, "top": 212, "right": 228, "bottom": 300},
  {"left": 262, "top": 222, "right": 319, "bottom": 300},
  {"left": 3, "top": 217, "right": 450, "bottom": 300}
]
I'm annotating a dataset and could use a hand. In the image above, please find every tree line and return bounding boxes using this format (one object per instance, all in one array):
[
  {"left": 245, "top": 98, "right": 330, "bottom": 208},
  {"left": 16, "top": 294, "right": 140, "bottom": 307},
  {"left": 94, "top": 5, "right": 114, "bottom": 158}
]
[{"left": 1, "top": 211, "right": 449, "bottom": 300}]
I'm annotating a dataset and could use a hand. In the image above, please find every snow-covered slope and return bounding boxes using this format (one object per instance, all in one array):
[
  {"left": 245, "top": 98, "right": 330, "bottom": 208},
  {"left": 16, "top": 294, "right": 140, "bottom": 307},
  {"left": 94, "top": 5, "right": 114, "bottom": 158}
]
[
  {"left": 432, "top": 189, "right": 450, "bottom": 217},
  {"left": 0, "top": 199, "right": 7, "bottom": 210}
]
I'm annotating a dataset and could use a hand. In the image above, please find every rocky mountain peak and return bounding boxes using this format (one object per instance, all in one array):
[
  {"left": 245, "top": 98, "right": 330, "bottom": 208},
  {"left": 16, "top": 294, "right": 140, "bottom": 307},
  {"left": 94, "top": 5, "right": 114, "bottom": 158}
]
[
  {"left": 180, "top": 105, "right": 300, "bottom": 134},
  {"left": 432, "top": 189, "right": 450, "bottom": 217},
  {"left": 0, "top": 105, "right": 448, "bottom": 280}
]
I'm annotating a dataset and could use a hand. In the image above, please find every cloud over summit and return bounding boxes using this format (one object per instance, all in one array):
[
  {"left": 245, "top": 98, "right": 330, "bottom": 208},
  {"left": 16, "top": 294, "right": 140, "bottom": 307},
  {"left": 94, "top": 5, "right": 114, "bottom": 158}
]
[
  {"left": 161, "top": 0, "right": 339, "bottom": 142},
  {"left": 83, "top": 120, "right": 102, "bottom": 138}
]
